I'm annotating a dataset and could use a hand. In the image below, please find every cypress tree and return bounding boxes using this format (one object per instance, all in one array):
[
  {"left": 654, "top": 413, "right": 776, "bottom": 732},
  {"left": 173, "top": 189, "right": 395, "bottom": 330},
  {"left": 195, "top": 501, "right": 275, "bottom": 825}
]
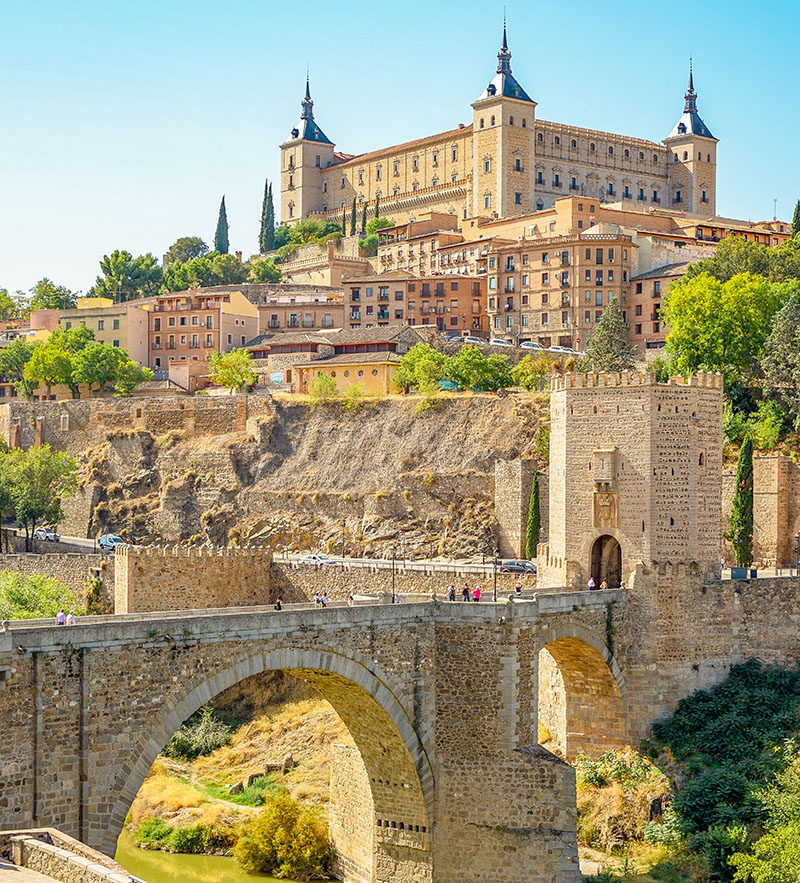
[
  {"left": 361, "top": 202, "right": 367, "bottom": 235},
  {"left": 265, "top": 183, "right": 275, "bottom": 251},
  {"left": 258, "top": 179, "right": 269, "bottom": 253},
  {"left": 214, "top": 196, "right": 229, "bottom": 255},
  {"left": 350, "top": 197, "right": 357, "bottom": 237},
  {"left": 342, "top": 206, "right": 347, "bottom": 236},
  {"left": 729, "top": 435, "right": 754, "bottom": 568},
  {"left": 525, "top": 473, "right": 541, "bottom": 560},
  {"left": 375, "top": 194, "right": 380, "bottom": 219},
  {"left": 792, "top": 200, "right": 800, "bottom": 238}
]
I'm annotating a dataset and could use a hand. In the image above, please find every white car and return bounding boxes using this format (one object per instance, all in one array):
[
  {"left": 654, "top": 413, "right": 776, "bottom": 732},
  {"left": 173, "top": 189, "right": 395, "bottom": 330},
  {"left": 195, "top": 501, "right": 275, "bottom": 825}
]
[
  {"left": 489, "top": 338, "right": 513, "bottom": 348},
  {"left": 34, "top": 527, "right": 60, "bottom": 542},
  {"left": 519, "top": 341, "right": 543, "bottom": 351},
  {"left": 299, "top": 553, "right": 333, "bottom": 565},
  {"left": 548, "top": 345, "right": 575, "bottom": 355},
  {"left": 462, "top": 336, "right": 486, "bottom": 345}
]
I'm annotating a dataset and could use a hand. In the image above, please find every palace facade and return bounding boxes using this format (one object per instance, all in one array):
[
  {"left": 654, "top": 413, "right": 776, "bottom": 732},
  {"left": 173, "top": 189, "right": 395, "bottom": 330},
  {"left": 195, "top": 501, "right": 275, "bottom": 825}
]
[{"left": 280, "top": 27, "right": 719, "bottom": 228}]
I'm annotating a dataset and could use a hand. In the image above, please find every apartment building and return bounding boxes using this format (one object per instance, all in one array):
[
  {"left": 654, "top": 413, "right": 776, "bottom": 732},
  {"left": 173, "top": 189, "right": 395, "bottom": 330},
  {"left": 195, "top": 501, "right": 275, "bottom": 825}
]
[
  {"left": 628, "top": 262, "right": 691, "bottom": 352},
  {"left": 257, "top": 293, "right": 344, "bottom": 334},
  {"left": 149, "top": 290, "right": 258, "bottom": 371},
  {"left": 344, "top": 273, "right": 487, "bottom": 334}
]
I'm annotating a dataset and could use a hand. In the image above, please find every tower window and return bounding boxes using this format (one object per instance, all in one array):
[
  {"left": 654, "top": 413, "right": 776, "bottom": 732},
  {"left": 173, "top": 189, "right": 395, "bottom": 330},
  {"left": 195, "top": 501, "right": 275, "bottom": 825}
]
[
  {"left": 480, "top": 118, "right": 485, "bottom": 129},
  {"left": 683, "top": 151, "right": 689, "bottom": 161},
  {"left": 490, "top": 115, "right": 495, "bottom": 125},
  {"left": 484, "top": 194, "right": 491, "bottom": 209},
  {"left": 707, "top": 153, "right": 711, "bottom": 162},
  {"left": 432, "top": 150, "right": 438, "bottom": 166},
  {"left": 484, "top": 159, "right": 491, "bottom": 173},
  {"left": 315, "top": 155, "right": 320, "bottom": 167},
  {"left": 514, "top": 158, "right": 522, "bottom": 171},
  {"left": 452, "top": 146, "right": 458, "bottom": 161},
  {"left": 509, "top": 116, "right": 514, "bottom": 126},
  {"left": 515, "top": 192, "right": 522, "bottom": 205},
  {"left": 521, "top": 119, "right": 527, "bottom": 128},
  {"left": 537, "top": 132, "right": 543, "bottom": 142},
  {"left": 590, "top": 142, "right": 596, "bottom": 151},
  {"left": 413, "top": 156, "right": 419, "bottom": 171},
  {"left": 702, "top": 190, "right": 708, "bottom": 203},
  {"left": 571, "top": 139, "right": 577, "bottom": 148}
]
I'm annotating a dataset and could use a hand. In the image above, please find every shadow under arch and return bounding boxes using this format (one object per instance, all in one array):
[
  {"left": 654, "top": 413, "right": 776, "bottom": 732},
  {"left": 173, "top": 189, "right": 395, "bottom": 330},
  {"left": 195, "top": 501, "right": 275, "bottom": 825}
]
[
  {"left": 103, "top": 646, "right": 435, "bottom": 882},
  {"left": 536, "top": 623, "right": 628, "bottom": 760}
]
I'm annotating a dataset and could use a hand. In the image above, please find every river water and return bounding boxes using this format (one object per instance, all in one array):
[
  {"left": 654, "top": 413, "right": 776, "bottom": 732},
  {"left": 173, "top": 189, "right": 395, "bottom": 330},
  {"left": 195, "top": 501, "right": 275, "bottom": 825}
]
[{"left": 115, "top": 830, "right": 290, "bottom": 883}]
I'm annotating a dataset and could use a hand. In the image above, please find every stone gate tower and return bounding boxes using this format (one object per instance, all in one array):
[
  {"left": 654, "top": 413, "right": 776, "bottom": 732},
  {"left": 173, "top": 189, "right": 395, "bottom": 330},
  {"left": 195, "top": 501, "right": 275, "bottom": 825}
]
[{"left": 538, "top": 371, "right": 723, "bottom": 588}]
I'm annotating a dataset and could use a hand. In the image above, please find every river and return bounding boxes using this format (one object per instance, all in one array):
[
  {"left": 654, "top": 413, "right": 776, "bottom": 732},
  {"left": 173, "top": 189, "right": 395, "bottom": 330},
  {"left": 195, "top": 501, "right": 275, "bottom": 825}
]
[{"left": 115, "top": 829, "right": 302, "bottom": 883}]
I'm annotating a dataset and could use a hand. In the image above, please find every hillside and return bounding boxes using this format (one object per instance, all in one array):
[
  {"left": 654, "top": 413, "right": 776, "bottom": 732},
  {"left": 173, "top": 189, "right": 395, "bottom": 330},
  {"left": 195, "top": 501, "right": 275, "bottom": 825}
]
[{"left": 64, "top": 392, "right": 549, "bottom": 556}]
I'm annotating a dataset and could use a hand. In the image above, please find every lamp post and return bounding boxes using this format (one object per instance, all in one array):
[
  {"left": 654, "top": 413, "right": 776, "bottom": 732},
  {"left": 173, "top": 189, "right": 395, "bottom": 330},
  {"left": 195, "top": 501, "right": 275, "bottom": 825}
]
[
  {"left": 340, "top": 519, "right": 346, "bottom": 559},
  {"left": 795, "top": 532, "right": 800, "bottom": 577},
  {"left": 391, "top": 543, "right": 397, "bottom": 604},
  {"left": 493, "top": 546, "right": 500, "bottom": 602}
]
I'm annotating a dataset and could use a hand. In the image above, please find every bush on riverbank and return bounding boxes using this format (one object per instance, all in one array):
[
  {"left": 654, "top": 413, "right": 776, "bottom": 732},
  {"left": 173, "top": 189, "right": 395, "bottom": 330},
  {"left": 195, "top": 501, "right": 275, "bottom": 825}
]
[
  {"left": 234, "top": 794, "right": 332, "bottom": 879},
  {"left": 163, "top": 706, "right": 240, "bottom": 761},
  {"left": 134, "top": 816, "right": 237, "bottom": 854}
]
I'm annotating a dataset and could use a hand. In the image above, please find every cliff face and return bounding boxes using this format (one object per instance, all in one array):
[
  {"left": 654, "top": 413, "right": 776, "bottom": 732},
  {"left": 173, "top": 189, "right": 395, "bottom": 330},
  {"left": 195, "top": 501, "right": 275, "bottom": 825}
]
[{"left": 64, "top": 393, "right": 548, "bottom": 558}]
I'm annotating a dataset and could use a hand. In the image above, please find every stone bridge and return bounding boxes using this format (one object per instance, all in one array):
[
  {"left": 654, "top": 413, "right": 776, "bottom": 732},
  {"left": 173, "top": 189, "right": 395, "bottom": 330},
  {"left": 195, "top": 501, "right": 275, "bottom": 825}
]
[{"left": 1, "top": 591, "right": 629, "bottom": 883}]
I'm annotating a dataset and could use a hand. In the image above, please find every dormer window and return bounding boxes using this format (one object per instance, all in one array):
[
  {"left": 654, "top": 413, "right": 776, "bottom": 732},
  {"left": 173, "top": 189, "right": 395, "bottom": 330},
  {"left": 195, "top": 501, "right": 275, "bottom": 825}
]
[{"left": 678, "top": 122, "right": 687, "bottom": 134}]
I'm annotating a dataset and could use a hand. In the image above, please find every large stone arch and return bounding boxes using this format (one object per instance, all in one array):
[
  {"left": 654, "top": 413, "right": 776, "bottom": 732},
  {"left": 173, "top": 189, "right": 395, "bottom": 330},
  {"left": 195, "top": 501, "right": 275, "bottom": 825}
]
[
  {"left": 103, "top": 646, "right": 435, "bottom": 883},
  {"left": 576, "top": 526, "right": 635, "bottom": 587},
  {"left": 536, "top": 623, "right": 628, "bottom": 760}
]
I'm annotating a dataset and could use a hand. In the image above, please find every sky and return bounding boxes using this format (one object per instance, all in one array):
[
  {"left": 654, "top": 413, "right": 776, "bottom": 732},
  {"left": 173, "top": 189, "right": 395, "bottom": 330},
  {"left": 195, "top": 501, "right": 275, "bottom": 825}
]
[{"left": 1, "top": 0, "right": 798, "bottom": 295}]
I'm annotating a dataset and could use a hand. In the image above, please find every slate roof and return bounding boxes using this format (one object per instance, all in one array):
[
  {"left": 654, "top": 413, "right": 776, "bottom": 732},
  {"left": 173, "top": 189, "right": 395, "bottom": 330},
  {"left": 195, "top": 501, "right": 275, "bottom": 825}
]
[{"left": 631, "top": 262, "right": 693, "bottom": 281}]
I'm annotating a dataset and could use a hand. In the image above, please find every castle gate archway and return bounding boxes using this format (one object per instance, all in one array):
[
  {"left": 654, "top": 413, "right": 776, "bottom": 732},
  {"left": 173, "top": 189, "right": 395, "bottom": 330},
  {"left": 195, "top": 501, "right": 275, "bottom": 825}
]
[
  {"left": 537, "top": 625, "right": 628, "bottom": 760},
  {"left": 591, "top": 534, "right": 622, "bottom": 588}
]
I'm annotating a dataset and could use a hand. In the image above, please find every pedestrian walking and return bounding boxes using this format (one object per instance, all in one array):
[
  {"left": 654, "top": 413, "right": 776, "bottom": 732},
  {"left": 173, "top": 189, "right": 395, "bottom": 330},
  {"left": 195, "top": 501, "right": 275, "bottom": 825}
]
[
  {"left": 395, "top": 591, "right": 402, "bottom": 604},
  {"left": 587, "top": 577, "right": 596, "bottom": 591},
  {"left": 274, "top": 596, "right": 283, "bottom": 611},
  {"left": 321, "top": 592, "right": 328, "bottom": 607},
  {"left": 56, "top": 609, "right": 66, "bottom": 626},
  {"left": 347, "top": 593, "right": 355, "bottom": 607},
  {"left": 472, "top": 586, "right": 481, "bottom": 603},
  {"left": 66, "top": 610, "right": 76, "bottom": 626},
  {"left": 313, "top": 592, "right": 321, "bottom": 607},
  {"left": 514, "top": 583, "right": 522, "bottom": 596},
  {"left": 461, "top": 584, "right": 470, "bottom": 602},
  {"left": 448, "top": 584, "right": 456, "bottom": 602},
  {"left": 600, "top": 579, "right": 608, "bottom": 591}
]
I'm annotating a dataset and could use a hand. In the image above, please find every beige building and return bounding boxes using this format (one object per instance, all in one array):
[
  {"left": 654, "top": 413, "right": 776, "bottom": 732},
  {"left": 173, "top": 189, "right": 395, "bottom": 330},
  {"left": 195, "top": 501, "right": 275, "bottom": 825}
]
[
  {"left": 280, "top": 29, "right": 719, "bottom": 229},
  {"left": 257, "top": 292, "right": 344, "bottom": 334},
  {"left": 58, "top": 297, "right": 154, "bottom": 365},
  {"left": 149, "top": 290, "right": 258, "bottom": 371}
]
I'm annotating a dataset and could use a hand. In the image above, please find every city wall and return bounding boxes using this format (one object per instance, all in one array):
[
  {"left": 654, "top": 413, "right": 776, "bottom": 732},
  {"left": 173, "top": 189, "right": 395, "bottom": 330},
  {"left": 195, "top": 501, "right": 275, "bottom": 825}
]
[
  {"left": 0, "top": 553, "right": 113, "bottom": 614},
  {"left": 114, "top": 546, "right": 274, "bottom": 614}
]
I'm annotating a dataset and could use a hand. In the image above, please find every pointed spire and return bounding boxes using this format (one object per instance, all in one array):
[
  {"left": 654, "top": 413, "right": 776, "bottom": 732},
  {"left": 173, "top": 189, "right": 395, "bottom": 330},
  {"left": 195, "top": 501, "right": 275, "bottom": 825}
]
[
  {"left": 684, "top": 59, "right": 698, "bottom": 113},
  {"left": 497, "top": 17, "right": 512, "bottom": 74},
  {"left": 301, "top": 75, "right": 314, "bottom": 121}
]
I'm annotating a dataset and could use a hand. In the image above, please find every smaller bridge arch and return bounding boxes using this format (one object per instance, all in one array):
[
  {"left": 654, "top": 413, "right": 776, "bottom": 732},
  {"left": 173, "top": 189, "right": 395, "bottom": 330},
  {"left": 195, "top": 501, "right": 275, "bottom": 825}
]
[
  {"left": 536, "top": 622, "right": 628, "bottom": 760},
  {"left": 104, "top": 646, "right": 435, "bottom": 883}
]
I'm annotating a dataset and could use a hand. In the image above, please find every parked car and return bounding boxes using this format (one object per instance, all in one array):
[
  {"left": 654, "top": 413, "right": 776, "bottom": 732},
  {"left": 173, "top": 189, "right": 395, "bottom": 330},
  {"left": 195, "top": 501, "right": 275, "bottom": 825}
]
[
  {"left": 488, "top": 338, "right": 513, "bottom": 348},
  {"left": 499, "top": 559, "right": 537, "bottom": 574},
  {"left": 33, "top": 527, "right": 60, "bottom": 542},
  {"left": 548, "top": 345, "right": 575, "bottom": 355},
  {"left": 98, "top": 534, "right": 127, "bottom": 552},
  {"left": 463, "top": 336, "right": 486, "bottom": 345},
  {"left": 299, "top": 553, "right": 334, "bottom": 565},
  {"left": 519, "top": 341, "right": 543, "bottom": 351},
  {"left": 441, "top": 332, "right": 463, "bottom": 342}
]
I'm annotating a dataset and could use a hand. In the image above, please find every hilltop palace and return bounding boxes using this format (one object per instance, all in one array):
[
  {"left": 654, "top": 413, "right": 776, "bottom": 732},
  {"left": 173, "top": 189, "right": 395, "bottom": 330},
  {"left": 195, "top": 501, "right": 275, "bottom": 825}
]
[{"left": 280, "top": 25, "right": 718, "bottom": 227}]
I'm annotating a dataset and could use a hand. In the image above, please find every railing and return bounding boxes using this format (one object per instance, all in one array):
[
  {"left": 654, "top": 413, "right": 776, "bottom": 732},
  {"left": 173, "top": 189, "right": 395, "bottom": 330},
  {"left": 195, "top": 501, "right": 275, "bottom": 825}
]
[
  {"left": 152, "top": 343, "right": 162, "bottom": 350},
  {"left": 166, "top": 342, "right": 176, "bottom": 350}
]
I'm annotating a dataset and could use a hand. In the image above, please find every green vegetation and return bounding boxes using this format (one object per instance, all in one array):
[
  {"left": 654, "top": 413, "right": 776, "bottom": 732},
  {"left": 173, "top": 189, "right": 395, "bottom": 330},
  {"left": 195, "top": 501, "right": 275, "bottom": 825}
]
[
  {"left": 233, "top": 793, "right": 332, "bottom": 879},
  {"left": 163, "top": 237, "right": 209, "bottom": 267},
  {"left": 162, "top": 706, "right": 239, "bottom": 761},
  {"left": 273, "top": 217, "right": 343, "bottom": 262},
  {"left": 249, "top": 257, "right": 281, "bottom": 283},
  {"left": 342, "top": 382, "right": 365, "bottom": 413},
  {"left": 396, "top": 342, "right": 519, "bottom": 393},
  {"left": 792, "top": 200, "right": 800, "bottom": 239},
  {"left": 308, "top": 372, "right": 338, "bottom": 403},
  {"left": 161, "top": 251, "right": 249, "bottom": 291},
  {"left": 200, "top": 775, "right": 284, "bottom": 807},
  {"left": 259, "top": 180, "right": 276, "bottom": 254},
  {"left": 208, "top": 348, "right": 256, "bottom": 393},
  {"left": 577, "top": 297, "right": 636, "bottom": 373},
  {"left": 214, "top": 195, "right": 229, "bottom": 255},
  {"left": 0, "top": 571, "right": 82, "bottom": 620},
  {"left": 358, "top": 216, "right": 392, "bottom": 256},
  {"left": 133, "top": 817, "right": 235, "bottom": 855},
  {"left": 88, "top": 249, "right": 163, "bottom": 302},
  {"left": 512, "top": 352, "right": 554, "bottom": 390},
  {"left": 29, "top": 277, "right": 77, "bottom": 311},
  {"left": 525, "top": 474, "right": 540, "bottom": 559},
  {"left": 728, "top": 436, "right": 754, "bottom": 568},
  {"left": 760, "top": 292, "right": 800, "bottom": 430}
]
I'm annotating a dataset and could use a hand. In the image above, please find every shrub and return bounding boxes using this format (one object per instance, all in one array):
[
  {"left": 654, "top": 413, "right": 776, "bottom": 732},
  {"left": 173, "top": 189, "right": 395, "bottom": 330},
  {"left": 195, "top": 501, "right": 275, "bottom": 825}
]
[
  {"left": 308, "top": 373, "right": 337, "bottom": 404},
  {"left": 535, "top": 424, "right": 550, "bottom": 461},
  {"left": 156, "top": 429, "right": 185, "bottom": 450},
  {"left": 135, "top": 816, "right": 172, "bottom": 845},
  {"left": 342, "top": 383, "right": 365, "bottom": 413},
  {"left": 234, "top": 793, "right": 332, "bottom": 879},
  {"left": 165, "top": 823, "right": 208, "bottom": 854},
  {"left": 0, "top": 571, "right": 82, "bottom": 620},
  {"left": 162, "top": 706, "right": 236, "bottom": 761}
]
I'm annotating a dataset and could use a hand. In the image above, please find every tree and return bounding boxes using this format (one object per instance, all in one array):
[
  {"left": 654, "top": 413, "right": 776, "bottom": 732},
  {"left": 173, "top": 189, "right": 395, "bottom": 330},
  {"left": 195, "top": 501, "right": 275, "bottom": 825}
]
[
  {"left": 359, "top": 217, "right": 393, "bottom": 257},
  {"left": 375, "top": 194, "right": 380, "bottom": 218},
  {"left": 446, "top": 346, "right": 513, "bottom": 392},
  {"left": 8, "top": 445, "right": 78, "bottom": 550},
  {"left": 0, "top": 338, "right": 35, "bottom": 394},
  {"left": 258, "top": 179, "right": 270, "bottom": 254},
  {"left": 23, "top": 325, "right": 95, "bottom": 398},
  {"left": 164, "top": 237, "right": 209, "bottom": 266},
  {"left": 309, "top": 372, "right": 337, "bottom": 402},
  {"left": 350, "top": 197, "right": 357, "bottom": 236},
  {"left": 792, "top": 200, "right": 800, "bottom": 238},
  {"left": 71, "top": 342, "right": 150, "bottom": 397},
  {"left": 208, "top": 348, "right": 256, "bottom": 393},
  {"left": 0, "top": 289, "right": 14, "bottom": 321},
  {"left": 663, "top": 273, "right": 790, "bottom": 383},
  {"left": 88, "top": 250, "right": 163, "bottom": 302},
  {"left": 162, "top": 252, "right": 249, "bottom": 292},
  {"left": 265, "top": 183, "right": 275, "bottom": 251},
  {"left": 760, "top": 291, "right": 800, "bottom": 429},
  {"left": 341, "top": 206, "right": 347, "bottom": 238},
  {"left": 576, "top": 296, "right": 635, "bottom": 373},
  {"left": 29, "top": 278, "right": 77, "bottom": 311},
  {"left": 512, "top": 352, "right": 554, "bottom": 390},
  {"left": 361, "top": 202, "right": 367, "bottom": 235},
  {"left": 686, "top": 237, "right": 772, "bottom": 283},
  {"left": 394, "top": 343, "right": 448, "bottom": 392},
  {"left": 214, "top": 196, "right": 229, "bottom": 255},
  {"left": 525, "top": 474, "right": 540, "bottom": 559},
  {"left": 274, "top": 223, "right": 291, "bottom": 250},
  {"left": 249, "top": 258, "right": 282, "bottom": 283},
  {"left": 728, "top": 435, "right": 754, "bottom": 568},
  {"left": 113, "top": 359, "right": 153, "bottom": 396}
]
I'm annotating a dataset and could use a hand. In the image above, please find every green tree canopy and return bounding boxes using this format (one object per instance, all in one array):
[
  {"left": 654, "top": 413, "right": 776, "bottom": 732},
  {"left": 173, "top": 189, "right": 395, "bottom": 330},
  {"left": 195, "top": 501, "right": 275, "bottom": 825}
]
[
  {"left": 29, "top": 278, "right": 77, "bottom": 312},
  {"left": 576, "top": 296, "right": 635, "bottom": 373},
  {"left": 88, "top": 250, "right": 163, "bottom": 302},
  {"left": 164, "top": 237, "right": 209, "bottom": 266},
  {"left": 7, "top": 445, "right": 78, "bottom": 549},
  {"left": 273, "top": 223, "right": 291, "bottom": 249},
  {"left": 525, "top": 474, "right": 540, "bottom": 559},
  {"left": 258, "top": 180, "right": 276, "bottom": 253},
  {"left": 394, "top": 344, "right": 448, "bottom": 392},
  {"left": 761, "top": 292, "right": 800, "bottom": 428},
  {"left": 791, "top": 200, "right": 800, "bottom": 238},
  {"left": 162, "top": 252, "right": 249, "bottom": 292},
  {"left": 249, "top": 259, "right": 282, "bottom": 284},
  {"left": 0, "top": 338, "right": 35, "bottom": 392},
  {"left": 512, "top": 352, "right": 554, "bottom": 390},
  {"left": 0, "top": 289, "right": 23, "bottom": 322},
  {"left": 728, "top": 435, "right": 754, "bottom": 568},
  {"left": 23, "top": 326, "right": 95, "bottom": 398},
  {"left": 214, "top": 196, "right": 229, "bottom": 254},
  {"left": 72, "top": 342, "right": 151, "bottom": 396},
  {"left": 208, "top": 348, "right": 256, "bottom": 393},
  {"left": 446, "top": 345, "right": 513, "bottom": 392},
  {"left": 663, "top": 272, "right": 792, "bottom": 383}
]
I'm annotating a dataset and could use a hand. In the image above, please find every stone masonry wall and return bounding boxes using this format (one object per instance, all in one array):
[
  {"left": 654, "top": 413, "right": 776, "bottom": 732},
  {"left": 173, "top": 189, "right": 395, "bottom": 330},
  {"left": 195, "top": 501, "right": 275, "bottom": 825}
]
[
  {"left": 115, "top": 546, "right": 273, "bottom": 613},
  {"left": 494, "top": 458, "right": 536, "bottom": 558},
  {"left": 329, "top": 745, "right": 374, "bottom": 883},
  {"left": 0, "top": 553, "right": 113, "bottom": 614}
]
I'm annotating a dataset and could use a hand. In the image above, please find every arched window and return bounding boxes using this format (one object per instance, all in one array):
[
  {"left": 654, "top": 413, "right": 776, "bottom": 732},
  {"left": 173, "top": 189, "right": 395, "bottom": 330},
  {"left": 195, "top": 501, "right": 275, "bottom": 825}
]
[
  {"left": 623, "top": 149, "right": 629, "bottom": 158},
  {"left": 571, "top": 139, "right": 577, "bottom": 148},
  {"left": 590, "top": 142, "right": 596, "bottom": 152},
  {"left": 509, "top": 116, "right": 514, "bottom": 126},
  {"left": 490, "top": 115, "right": 496, "bottom": 125},
  {"left": 392, "top": 186, "right": 399, "bottom": 196},
  {"left": 555, "top": 136, "right": 560, "bottom": 145},
  {"left": 521, "top": 118, "right": 527, "bottom": 128},
  {"left": 653, "top": 154, "right": 659, "bottom": 163},
  {"left": 432, "top": 177, "right": 439, "bottom": 187},
  {"left": 707, "top": 153, "right": 711, "bottom": 162},
  {"left": 639, "top": 151, "right": 644, "bottom": 160},
  {"left": 608, "top": 145, "right": 614, "bottom": 155},
  {"left": 538, "top": 132, "right": 544, "bottom": 142},
  {"left": 480, "top": 118, "right": 485, "bottom": 129},
  {"left": 683, "top": 151, "right": 689, "bottom": 161},
  {"left": 451, "top": 171, "right": 458, "bottom": 182}
]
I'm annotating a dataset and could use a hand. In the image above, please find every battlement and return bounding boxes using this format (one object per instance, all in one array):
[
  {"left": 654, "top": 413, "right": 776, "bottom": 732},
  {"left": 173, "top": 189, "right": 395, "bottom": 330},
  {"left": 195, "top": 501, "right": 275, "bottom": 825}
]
[
  {"left": 117, "top": 544, "right": 273, "bottom": 561},
  {"left": 551, "top": 371, "right": 723, "bottom": 392}
]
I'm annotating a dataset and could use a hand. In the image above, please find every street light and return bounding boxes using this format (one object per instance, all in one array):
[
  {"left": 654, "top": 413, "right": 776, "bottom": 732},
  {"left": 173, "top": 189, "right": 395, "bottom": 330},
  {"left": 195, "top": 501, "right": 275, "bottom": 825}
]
[
  {"left": 391, "top": 543, "right": 397, "bottom": 604},
  {"left": 340, "top": 519, "right": 346, "bottom": 559},
  {"left": 795, "top": 532, "right": 800, "bottom": 577},
  {"left": 493, "top": 546, "right": 500, "bottom": 602}
]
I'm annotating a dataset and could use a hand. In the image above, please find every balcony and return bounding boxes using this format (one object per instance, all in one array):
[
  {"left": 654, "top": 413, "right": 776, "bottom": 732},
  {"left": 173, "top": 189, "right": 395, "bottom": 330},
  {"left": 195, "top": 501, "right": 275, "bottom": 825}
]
[
  {"left": 167, "top": 342, "right": 176, "bottom": 350},
  {"left": 204, "top": 341, "right": 214, "bottom": 348},
  {"left": 350, "top": 313, "right": 361, "bottom": 321},
  {"left": 377, "top": 311, "right": 390, "bottom": 320},
  {"left": 561, "top": 278, "right": 570, "bottom": 288},
  {"left": 152, "top": 342, "right": 162, "bottom": 350},
  {"left": 268, "top": 322, "right": 280, "bottom": 329},
  {"left": 189, "top": 342, "right": 199, "bottom": 349}
]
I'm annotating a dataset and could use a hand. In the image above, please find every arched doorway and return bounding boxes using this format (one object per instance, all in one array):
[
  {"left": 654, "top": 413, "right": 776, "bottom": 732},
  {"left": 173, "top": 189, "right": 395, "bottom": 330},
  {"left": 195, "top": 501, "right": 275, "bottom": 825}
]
[
  {"left": 537, "top": 631, "right": 628, "bottom": 760},
  {"left": 591, "top": 534, "right": 622, "bottom": 588},
  {"left": 106, "top": 649, "right": 434, "bottom": 883}
]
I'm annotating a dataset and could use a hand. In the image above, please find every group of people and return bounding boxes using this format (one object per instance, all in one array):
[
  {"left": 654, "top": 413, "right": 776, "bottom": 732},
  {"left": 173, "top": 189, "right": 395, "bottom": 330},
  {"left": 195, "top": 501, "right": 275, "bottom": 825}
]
[
  {"left": 447, "top": 584, "right": 482, "bottom": 602},
  {"left": 55, "top": 609, "right": 76, "bottom": 626},
  {"left": 586, "top": 577, "right": 610, "bottom": 591}
]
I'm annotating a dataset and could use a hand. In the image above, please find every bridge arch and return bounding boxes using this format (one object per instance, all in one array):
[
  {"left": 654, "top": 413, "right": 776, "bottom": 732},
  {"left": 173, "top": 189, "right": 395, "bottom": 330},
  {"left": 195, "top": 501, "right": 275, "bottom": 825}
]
[
  {"left": 536, "top": 623, "right": 628, "bottom": 760},
  {"left": 103, "top": 646, "right": 435, "bottom": 882}
]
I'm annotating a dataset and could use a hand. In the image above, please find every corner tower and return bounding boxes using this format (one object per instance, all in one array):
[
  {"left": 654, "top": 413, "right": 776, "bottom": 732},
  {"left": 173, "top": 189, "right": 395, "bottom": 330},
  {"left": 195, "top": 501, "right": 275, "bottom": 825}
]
[
  {"left": 280, "top": 78, "right": 335, "bottom": 225},
  {"left": 663, "top": 65, "right": 718, "bottom": 216},
  {"left": 471, "top": 24, "right": 536, "bottom": 218}
]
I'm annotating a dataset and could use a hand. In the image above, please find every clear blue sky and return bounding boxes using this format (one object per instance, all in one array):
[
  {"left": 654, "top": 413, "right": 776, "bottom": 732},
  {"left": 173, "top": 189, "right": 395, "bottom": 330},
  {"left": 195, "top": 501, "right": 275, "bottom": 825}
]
[{"left": 1, "top": 0, "right": 798, "bottom": 295}]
